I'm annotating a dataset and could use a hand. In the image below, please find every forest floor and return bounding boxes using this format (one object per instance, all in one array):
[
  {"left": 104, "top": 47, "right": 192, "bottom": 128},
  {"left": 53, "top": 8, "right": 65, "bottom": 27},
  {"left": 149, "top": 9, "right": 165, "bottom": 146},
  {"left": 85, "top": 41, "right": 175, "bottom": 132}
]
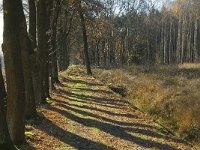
[{"left": 19, "top": 66, "right": 193, "bottom": 150}]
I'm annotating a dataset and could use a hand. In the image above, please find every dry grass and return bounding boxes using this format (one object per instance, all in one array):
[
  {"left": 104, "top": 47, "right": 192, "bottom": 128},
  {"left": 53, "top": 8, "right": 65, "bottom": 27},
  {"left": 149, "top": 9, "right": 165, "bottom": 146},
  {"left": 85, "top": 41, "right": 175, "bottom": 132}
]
[
  {"left": 94, "top": 63, "right": 200, "bottom": 146},
  {"left": 17, "top": 65, "right": 192, "bottom": 150}
]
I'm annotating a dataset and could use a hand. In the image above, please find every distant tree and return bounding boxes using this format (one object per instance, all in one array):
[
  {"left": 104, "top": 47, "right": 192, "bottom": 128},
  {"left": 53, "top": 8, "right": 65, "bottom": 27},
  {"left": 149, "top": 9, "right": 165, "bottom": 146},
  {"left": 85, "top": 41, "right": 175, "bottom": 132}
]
[{"left": 77, "top": 0, "right": 92, "bottom": 75}]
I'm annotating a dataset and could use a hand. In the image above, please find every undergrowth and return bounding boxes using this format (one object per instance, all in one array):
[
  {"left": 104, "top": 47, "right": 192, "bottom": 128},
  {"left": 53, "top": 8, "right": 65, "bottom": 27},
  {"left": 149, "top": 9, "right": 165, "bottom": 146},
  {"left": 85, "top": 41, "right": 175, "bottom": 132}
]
[{"left": 94, "top": 63, "right": 200, "bottom": 146}]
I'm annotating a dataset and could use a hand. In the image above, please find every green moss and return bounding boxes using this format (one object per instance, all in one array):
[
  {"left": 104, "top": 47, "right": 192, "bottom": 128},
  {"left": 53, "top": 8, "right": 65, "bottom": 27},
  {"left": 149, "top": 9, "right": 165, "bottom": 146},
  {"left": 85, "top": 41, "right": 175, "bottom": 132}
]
[
  {"left": 92, "top": 128, "right": 101, "bottom": 135},
  {"left": 25, "top": 131, "right": 35, "bottom": 140}
]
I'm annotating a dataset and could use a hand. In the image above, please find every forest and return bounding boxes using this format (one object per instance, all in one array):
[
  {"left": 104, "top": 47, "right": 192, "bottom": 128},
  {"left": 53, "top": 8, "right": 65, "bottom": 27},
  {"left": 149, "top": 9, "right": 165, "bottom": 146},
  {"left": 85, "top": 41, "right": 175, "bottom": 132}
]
[{"left": 0, "top": 0, "right": 200, "bottom": 149}]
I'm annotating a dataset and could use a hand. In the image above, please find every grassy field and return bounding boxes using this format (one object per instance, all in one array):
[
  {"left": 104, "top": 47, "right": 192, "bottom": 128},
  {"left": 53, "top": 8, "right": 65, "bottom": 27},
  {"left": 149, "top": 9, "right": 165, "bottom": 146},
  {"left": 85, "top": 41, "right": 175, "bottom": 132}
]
[{"left": 94, "top": 64, "right": 200, "bottom": 146}]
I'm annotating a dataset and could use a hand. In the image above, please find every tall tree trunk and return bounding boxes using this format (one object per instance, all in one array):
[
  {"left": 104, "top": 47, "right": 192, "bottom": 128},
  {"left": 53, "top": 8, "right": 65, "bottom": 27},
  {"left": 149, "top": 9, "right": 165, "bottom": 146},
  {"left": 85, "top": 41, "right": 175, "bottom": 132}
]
[
  {"left": 0, "top": 59, "right": 14, "bottom": 149},
  {"left": 96, "top": 40, "right": 100, "bottom": 66},
  {"left": 194, "top": 16, "right": 198, "bottom": 62},
  {"left": 3, "top": 0, "right": 26, "bottom": 144},
  {"left": 181, "top": 16, "right": 186, "bottom": 64},
  {"left": 22, "top": 30, "right": 37, "bottom": 119},
  {"left": 176, "top": 14, "right": 182, "bottom": 63},
  {"left": 78, "top": 0, "right": 92, "bottom": 75},
  {"left": 28, "top": 0, "right": 41, "bottom": 105},
  {"left": 19, "top": 0, "right": 38, "bottom": 119},
  {"left": 169, "top": 17, "right": 173, "bottom": 64},
  {"left": 37, "top": 0, "right": 51, "bottom": 103},
  {"left": 28, "top": 0, "right": 36, "bottom": 48},
  {"left": 50, "top": 0, "right": 62, "bottom": 87}
]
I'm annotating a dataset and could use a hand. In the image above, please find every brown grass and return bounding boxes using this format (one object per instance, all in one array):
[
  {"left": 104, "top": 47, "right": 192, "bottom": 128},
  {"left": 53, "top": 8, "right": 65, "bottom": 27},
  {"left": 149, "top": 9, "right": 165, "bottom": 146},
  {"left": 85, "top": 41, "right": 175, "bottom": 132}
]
[
  {"left": 17, "top": 65, "right": 192, "bottom": 149},
  {"left": 94, "top": 63, "right": 200, "bottom": 146}
]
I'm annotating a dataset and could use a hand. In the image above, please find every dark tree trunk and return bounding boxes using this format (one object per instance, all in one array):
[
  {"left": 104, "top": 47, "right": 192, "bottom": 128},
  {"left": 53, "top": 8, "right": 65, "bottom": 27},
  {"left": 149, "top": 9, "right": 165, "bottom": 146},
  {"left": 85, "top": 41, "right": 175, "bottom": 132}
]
[
  {"left": 28, "top": 0, "right": 41, "bottom": 105},
  {"left": 0, "top": 60, "right": 14, "bottom": 149},
  {"left": 3, "top": 0, "right": 26, "bottom": 144},
  {"left": 96, "top": 41, "right": 100, "bottom": 66},
  {"left": 50, "top": 0, "right": 62, "bottom": 87},
  {"left": 28, "top": 0, "right": 36, "bottom": 48},
  {"left": 37, "top": 0, "right": 51, "bottom": 103},
  {"left": 22, "top": 31, "right": 37, "bottom": 119},
  {"left": 20, "top": 0, "right": 38, "bottom": 119},
  {"left": 78, "top": 0, "right": 92, "bottom": 75}
]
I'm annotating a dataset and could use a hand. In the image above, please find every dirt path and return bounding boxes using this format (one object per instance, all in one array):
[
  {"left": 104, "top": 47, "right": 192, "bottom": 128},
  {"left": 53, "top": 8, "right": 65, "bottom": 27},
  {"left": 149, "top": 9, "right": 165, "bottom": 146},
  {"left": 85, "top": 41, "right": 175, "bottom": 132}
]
[{"left": 21, "top": 66, "right": 193, "bottom": 150}]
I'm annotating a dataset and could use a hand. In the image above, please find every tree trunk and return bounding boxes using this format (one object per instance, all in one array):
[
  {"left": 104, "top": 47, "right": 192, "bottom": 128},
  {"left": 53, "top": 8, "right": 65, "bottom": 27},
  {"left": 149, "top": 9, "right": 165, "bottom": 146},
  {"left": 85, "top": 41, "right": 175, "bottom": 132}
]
[
  {"left": 28, "top": 0, "right": 36, "bottom": 48},
  {"left": 176, "top": 14, "right": 182, "bottom": 63},
  {"left": 28, "top": 0, "right": 42, "bottom": 106},
  {"left": 0, "top": 59, "right": 14, "bottom": 149},
  {"left": 37, "top": 0, "right": 51, "bottom": 103},
  {"left": 50, "top": 0, "right": 61, "bottom": 87},
  {"left": 3, "top": 0, "right": 26, "bottom": 144},
  {"left": 194, "top": 16, "right": 198, "bottom": 62},
  {"left": 78, "top": 0, "right": 92, "bottom": 75},
  {"left": 181, "top": 16, "right": 186, "bottom": 64}
]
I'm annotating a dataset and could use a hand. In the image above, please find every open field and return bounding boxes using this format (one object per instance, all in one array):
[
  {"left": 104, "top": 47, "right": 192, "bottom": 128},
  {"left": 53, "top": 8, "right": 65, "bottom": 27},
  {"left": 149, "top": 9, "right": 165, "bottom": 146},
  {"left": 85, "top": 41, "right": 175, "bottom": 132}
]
[{"left": 94, "top": 64, "right": 200, "bottom": 147}]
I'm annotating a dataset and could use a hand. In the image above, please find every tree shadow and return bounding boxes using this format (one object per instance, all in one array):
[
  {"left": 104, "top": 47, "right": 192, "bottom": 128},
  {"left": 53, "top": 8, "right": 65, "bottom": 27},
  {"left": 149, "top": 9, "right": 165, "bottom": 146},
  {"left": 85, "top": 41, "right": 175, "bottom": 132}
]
[
  {"left": 56, "top": 102, "right": 154, "bottom": 128},
  {"left": 52, "top": 98, "right": 138, "bottom": 119},
  {"left": 62, "top": 77, "right": 103, "bottom": 86},
  {"left": 35, "top": 114, "right": 115, "bottom": 150},
  {"left": 55, "top": 101, "right": 187, "bottom": 144},
  {"left": 45, "top": 105, "right": 184, "bottom": 150},
  {"left": 57, "top": 89, "right": 129, "bottom": 107},
  {"left": 57, "top": 93, "right": 124, "bottom": 110},
  {"left": 75, "top": 87, "right": 113, "bottom": 94},
  {"left": 16, "top": 143, "right": 36, "bottom": 150}
]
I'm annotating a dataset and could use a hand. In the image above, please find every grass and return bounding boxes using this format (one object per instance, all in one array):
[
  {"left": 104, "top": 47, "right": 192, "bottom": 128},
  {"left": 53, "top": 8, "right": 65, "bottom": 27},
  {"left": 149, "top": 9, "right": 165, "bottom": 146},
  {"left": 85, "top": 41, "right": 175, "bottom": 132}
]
[
  {"left": 15, "top": 65, "right": 192, "bottom": 150},
  {"left": 94, "top": 63, "right": 200, "bottom": 146}
]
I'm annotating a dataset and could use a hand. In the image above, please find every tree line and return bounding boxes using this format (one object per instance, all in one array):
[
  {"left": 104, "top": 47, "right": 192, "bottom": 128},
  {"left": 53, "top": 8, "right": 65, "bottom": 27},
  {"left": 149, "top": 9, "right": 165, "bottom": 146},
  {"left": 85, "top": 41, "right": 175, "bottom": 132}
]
[
  {"left": 64, "top": 0, "right": 200, "bottom": 66},
  {"left": 0, "top": 0, "right": 99, "bottom": 148}
]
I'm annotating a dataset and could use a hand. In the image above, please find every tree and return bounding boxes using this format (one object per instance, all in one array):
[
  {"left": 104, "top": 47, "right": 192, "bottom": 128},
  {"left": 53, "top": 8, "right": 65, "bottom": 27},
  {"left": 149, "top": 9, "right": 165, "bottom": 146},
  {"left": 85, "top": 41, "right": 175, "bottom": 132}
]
[
  {"left": 28, "top": 0, "right": 37, "bottom": 48},
  {"left": 77, "top": 0, "right": 92, "bottom": 75},
  {"left": 49, "top": 0, "right": 62, "bottom": 87},
  {"left": 36, "top": 0, "right": 52, "bottom": 103},
  {"left": 3, "top": 0, "right": 26, "bottom": 144},
  {"left": 28, "top": 0, "right": 41, "bottom": 105},
  {"left": 0, "top": 59, "right": 14, "bottom": 149}
]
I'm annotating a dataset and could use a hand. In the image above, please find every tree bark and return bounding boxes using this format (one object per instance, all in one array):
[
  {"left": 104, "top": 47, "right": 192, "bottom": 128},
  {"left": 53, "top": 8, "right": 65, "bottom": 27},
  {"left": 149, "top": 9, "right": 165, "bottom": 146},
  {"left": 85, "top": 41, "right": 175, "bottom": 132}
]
[
  {"left": 50, "top": 0, "right": 62, "bottom": 87},
  {"left": 78, "top": 0, "right": 92, "bottom": 75},
  {"left": 28, "top": 0, "right": 37, "bottom": 48},
  {"left": 3, "top": 0, "right": 26, "bottom": 144},
  {"left": 37, "top": 0, "right": 51, "bottom": 103},
  {"left": 194, "top": 16, "right": 198, "bottom": 62},
  {"left": 0, "top": 59, "right": 14, "bottom": 149}
]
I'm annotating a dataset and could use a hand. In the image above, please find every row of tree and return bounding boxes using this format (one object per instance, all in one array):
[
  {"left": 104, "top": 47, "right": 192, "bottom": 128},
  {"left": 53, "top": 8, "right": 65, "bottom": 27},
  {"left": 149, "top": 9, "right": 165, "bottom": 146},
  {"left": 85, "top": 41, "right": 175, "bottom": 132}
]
[{"left": 0, "top": 0, "right": 96, "bottom": 148}]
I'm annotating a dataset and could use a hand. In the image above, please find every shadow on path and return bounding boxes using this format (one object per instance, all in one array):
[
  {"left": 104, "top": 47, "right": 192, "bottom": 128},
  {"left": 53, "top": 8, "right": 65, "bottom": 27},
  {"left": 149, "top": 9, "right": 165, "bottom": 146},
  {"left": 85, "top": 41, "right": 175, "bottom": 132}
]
[
  {"left": 36, "top": 114, "right": 114, "bottom": 150},
  {"left": 44, "top": 105, "right": 180, "bottom": 150}
]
